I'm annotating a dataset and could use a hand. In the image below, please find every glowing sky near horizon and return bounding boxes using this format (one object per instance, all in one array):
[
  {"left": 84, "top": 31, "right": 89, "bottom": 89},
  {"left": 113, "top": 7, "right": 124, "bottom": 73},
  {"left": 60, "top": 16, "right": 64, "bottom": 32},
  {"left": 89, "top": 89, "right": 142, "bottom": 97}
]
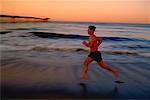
[{"left": 1, "top": 0, "right": 150, "bottom": 23}]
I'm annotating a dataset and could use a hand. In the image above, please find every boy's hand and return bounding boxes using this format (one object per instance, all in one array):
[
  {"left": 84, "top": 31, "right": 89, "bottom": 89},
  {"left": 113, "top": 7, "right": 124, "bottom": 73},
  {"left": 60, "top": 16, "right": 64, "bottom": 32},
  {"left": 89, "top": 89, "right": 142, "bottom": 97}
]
[{"left": 82, "top": 41, "right": 88, "bottom": 46}]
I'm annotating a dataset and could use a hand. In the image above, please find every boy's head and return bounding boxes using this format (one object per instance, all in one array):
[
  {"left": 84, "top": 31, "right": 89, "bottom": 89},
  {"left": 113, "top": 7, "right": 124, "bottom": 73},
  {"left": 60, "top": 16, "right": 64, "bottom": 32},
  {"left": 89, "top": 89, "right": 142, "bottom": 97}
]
[{"left": 88, "top": 25, "right": 96, "bottom": 35}]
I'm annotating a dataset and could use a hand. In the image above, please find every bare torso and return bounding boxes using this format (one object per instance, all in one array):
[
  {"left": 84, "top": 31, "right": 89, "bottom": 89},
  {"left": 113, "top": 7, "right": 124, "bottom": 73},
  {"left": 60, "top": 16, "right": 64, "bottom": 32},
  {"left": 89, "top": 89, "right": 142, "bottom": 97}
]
[{"left": 88, "top": 34, "right": 101, "bottom": 52}]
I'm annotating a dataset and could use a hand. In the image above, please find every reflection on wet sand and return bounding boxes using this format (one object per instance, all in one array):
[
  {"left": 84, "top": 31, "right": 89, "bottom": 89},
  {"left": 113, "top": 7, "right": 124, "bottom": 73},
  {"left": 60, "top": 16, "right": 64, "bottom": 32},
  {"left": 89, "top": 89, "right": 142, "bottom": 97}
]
[
  {"left": 78, "top": 82, "right": 119, "bottom": 98},
  {"left": 78, "top": 82, "right": 87, "bottom": 95}
]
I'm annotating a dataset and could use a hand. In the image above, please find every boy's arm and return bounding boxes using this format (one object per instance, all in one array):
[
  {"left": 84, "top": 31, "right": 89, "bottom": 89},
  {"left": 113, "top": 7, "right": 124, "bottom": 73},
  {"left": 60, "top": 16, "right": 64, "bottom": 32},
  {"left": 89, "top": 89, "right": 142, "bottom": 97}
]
[
  {"left": 83, "top": 41, "right": 94, "bottom": 48},
  {"left": 97, "top": 37, "right": 102, "bottom": 46},
  {"left": 82, "top": 41, "right": 89, "bottom": 47}
]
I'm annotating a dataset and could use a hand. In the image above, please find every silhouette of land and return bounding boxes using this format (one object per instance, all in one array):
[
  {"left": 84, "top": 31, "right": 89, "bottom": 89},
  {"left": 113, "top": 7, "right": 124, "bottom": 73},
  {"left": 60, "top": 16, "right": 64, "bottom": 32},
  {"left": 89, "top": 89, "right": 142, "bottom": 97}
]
[{"left": 0, "top": 15, "right": 50, "bottom": 22}]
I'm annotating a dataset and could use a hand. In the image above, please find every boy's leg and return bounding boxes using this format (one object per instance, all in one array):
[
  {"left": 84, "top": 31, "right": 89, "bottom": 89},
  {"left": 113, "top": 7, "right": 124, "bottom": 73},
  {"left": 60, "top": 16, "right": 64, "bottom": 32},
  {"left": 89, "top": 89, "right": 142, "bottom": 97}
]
[
  {"left": 80, "top": 57, "right": 93, "bottom": 79},
  {"left": 97, "top": 60, "right": 118, "bottom": 78}
]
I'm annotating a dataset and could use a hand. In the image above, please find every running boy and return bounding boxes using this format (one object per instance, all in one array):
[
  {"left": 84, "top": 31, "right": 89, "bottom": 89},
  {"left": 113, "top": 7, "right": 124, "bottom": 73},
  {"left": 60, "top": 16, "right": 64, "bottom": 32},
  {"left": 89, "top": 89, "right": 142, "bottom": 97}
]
[{"left": 80, "top": 25, "right": 118, "bottom": 79}]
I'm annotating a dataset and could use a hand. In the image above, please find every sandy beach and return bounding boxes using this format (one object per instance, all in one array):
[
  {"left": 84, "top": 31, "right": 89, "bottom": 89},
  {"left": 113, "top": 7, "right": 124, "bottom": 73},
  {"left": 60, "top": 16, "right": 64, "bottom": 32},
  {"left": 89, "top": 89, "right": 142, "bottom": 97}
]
[{"left": 1, "top": 49, "right": 150, "bottom": 99}]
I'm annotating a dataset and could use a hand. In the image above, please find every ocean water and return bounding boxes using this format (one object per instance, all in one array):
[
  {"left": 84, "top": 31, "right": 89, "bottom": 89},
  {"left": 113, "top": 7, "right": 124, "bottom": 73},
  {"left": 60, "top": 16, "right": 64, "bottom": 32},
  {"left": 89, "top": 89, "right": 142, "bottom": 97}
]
[
  {"left": 1, "top": 22, "right": 150, "bottom": 99},
  {"left": 0, "top": 21, "right": 150, "bottom": 57}
]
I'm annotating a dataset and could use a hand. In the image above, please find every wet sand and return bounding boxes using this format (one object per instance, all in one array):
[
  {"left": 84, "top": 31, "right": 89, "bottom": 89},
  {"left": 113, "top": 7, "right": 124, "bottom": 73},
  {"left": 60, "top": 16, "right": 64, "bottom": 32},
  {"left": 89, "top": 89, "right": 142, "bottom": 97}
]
[{"left": 1, "top": 50, "right": 150, "bottom": 99}]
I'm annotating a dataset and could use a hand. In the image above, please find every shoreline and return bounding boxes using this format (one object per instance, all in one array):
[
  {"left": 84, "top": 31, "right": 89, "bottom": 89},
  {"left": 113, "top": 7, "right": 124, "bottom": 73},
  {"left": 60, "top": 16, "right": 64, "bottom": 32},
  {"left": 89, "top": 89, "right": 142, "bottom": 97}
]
[{"left": 1, "top": 50, "right": 150, "bottom": 99}]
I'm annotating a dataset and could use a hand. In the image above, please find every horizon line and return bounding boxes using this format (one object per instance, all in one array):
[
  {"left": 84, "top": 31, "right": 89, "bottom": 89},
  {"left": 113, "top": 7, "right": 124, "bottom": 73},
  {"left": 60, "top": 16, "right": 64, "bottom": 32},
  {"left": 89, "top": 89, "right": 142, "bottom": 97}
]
[
  {"left": 50, "top": 20, "right": 150, "bottom": 25},
  {"left": 0, "top": 20, "right": 149, "bottom": 25},
  {"left": 0, "top": 14, "right": 149, "bottom": 25}
]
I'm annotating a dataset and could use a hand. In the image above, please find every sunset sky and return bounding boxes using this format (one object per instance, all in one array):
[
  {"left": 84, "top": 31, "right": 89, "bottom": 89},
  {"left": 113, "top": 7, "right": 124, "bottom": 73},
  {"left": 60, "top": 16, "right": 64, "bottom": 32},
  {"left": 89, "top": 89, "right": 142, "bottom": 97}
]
[{"left": 1, "top": 0, "right": 150, "bottom": 24}]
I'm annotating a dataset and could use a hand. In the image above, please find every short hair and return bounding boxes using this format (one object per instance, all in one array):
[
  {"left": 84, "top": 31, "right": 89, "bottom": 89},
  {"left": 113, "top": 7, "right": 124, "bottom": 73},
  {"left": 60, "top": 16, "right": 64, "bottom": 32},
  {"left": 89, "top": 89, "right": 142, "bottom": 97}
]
[{"left": 88, "top": 25, "right": 96, "bottom": 32}]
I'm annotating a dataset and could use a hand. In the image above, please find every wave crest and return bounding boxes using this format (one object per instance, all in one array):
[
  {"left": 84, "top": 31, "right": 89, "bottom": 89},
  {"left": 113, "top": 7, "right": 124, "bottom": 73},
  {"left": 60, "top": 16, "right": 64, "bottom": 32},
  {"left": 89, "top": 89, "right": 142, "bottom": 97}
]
[
  {"left": 31, "top": 46, "right": 88, "bottom": 52},
  {"left": 30, "top": 32, "right": 150, "bottom": 42}
]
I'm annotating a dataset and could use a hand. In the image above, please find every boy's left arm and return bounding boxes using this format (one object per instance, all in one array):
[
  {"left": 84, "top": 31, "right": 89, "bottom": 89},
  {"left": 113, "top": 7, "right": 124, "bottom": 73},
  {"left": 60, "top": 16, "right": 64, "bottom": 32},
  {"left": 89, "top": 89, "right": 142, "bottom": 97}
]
[{"left": 97, "top": 37, "right": 102, "bottom": 46}]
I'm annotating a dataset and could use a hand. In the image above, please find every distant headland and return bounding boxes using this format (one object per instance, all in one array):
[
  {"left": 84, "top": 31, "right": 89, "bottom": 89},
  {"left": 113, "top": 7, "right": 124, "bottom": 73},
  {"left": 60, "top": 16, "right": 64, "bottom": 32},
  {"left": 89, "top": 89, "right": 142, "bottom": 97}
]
[{"left": 0, "top": 15, "right": 50, "bottom": 22}]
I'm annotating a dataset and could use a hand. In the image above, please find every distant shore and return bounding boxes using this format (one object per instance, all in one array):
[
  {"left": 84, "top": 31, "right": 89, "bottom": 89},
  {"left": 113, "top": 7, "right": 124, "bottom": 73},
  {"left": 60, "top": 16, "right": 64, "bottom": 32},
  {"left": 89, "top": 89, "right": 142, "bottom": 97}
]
[{"left": 0, "top": 15, "right": 50, "bottom": 23}]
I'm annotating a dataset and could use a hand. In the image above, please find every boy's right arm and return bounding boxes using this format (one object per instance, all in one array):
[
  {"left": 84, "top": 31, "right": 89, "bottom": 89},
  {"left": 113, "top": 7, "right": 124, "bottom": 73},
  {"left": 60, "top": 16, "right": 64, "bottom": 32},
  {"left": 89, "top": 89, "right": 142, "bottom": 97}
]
[
  {"left": 83, "top": 41, "right": 94, "bottom": 48},
  {"left": 82, "top": 41, "right": 89, "bottom": 47}
]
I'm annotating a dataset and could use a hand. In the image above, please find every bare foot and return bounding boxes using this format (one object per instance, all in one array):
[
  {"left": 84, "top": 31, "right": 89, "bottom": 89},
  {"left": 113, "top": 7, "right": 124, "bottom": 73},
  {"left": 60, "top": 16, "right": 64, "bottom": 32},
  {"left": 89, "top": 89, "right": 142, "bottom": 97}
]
[
  {"left": 112, "top": 69, "right": 119, "bottom": 78},
  {"left": 80, "top": 75, "right": 87, "bottom": 80}
]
